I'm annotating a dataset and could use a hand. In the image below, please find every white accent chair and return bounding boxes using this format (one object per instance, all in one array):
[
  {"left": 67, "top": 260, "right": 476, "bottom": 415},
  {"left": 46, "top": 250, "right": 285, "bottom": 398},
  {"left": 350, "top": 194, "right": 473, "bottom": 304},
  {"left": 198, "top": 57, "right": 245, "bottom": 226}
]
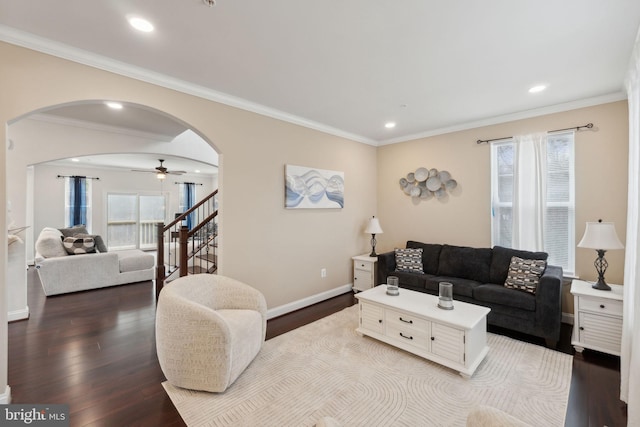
[{"left": 155, "top": 274, "right": 267, "bottom": 392}]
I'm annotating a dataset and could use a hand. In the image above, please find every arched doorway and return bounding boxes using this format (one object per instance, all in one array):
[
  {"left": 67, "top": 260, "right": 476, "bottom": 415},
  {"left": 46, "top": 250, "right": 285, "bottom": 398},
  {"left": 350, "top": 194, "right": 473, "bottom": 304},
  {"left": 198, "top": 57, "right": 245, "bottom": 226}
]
[{"left": 6, "top": 100, "right": 219, "bottom": 321}]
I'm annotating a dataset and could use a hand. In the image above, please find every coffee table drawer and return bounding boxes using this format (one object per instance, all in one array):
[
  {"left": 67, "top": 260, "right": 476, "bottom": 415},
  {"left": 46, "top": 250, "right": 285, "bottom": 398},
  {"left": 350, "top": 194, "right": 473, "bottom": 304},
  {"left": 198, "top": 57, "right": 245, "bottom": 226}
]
[
  {"left": 386, "top": 308, "right": 429, "bottom": 331},
  {"left": 386, "top": 322, "right": 430, "bottom": 351}
]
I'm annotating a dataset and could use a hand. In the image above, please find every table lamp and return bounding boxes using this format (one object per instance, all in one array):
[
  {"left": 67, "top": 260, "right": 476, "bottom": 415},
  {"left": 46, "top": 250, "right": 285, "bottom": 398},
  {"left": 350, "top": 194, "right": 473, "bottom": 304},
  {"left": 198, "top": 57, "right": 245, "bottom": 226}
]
[
  {"left": 365, "top": 216, "right": 383, "bottom": 257},
  {"left": 577, "top": 219, "right": 624, "bottom": 290}
]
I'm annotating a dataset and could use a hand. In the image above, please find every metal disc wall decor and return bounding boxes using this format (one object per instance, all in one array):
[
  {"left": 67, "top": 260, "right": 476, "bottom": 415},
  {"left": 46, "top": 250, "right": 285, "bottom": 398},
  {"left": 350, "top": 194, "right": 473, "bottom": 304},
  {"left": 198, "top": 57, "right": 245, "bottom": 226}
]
[{"left": 398, "top": 167, "right": 458, "bottom": 202}]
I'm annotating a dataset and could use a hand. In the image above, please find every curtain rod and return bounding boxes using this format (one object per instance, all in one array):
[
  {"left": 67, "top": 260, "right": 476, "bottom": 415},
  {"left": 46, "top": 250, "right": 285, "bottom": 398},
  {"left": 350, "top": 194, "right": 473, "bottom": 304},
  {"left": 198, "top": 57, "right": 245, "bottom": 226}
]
[
  {"left": 476, "top": 123, "right": 594, "bottom": 145},
  {"left": 174, "top": 181, "right": 204, "bottom": 185},
  {"left": 56, "top": 175, "right": 100, "bottom": 180}
]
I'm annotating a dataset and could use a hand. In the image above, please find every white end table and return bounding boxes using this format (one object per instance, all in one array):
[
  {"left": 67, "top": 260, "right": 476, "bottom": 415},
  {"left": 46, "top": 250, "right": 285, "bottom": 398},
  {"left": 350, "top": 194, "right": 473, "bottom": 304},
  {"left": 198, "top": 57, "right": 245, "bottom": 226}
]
[
  {"left": 570, "top": 279, "right": 624, "bottom": 356},
  {"left": 352, "top": 254, "right": 377, "bottom": 292}
]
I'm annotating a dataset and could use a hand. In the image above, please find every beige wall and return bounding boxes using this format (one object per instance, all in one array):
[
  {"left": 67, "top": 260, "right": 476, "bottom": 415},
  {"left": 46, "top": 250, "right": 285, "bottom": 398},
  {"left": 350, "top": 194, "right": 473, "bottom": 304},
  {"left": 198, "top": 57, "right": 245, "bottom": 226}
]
[
  {"left": 377, "top": 101, "right": 629, "bottom": 313},
  {"left": 0, "top": 41, "right": 378, "bottom": 399},
  {"left": 0, "top": 41, "right": 377, "bottom": 307}
]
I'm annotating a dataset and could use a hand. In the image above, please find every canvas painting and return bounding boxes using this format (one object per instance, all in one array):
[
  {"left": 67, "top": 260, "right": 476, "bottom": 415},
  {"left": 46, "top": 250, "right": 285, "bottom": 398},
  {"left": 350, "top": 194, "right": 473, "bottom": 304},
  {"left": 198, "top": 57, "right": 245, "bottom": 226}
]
[{"left": 285, "top": 165, "right": 344, "bottom": 209}]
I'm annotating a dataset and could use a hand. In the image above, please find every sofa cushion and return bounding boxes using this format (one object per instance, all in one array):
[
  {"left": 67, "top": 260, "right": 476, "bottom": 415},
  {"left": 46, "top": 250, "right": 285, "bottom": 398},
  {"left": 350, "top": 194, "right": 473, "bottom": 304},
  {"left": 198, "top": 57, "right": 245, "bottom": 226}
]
[
  {"left": 426, "top": 276, "right": 482, "bottom": 298},
  {"left": 393, "top": 271, "right": 429, "bottom": 290},
  {"left": 437, "top": 245, "right": 492, "bottom": 283},
  {"left": 117, "top": 249, "right": 155, "bottom": 273},
  {"left": 473, "top": 283, "right": 536, "bottom": 311},
  {"left": 504, "top": 257, "right": 547, "bottom": 294},
  {"left": 35, "top": 227, "right": 68, "bottom": 258},
  {"left": 395, "top": 248, "right": 424, "bottom": 273},
  {"left": 489, "top": 246, "right": 548, "bottom": 284},
  {"left": 62, "top": 236, "right": 96, "bottom": 255},
  {"left": 406, "top": 241, "right": 442, "bottom": 274},
  {"left": 59, "top": 224, "right": 89, "bottom": 238}
]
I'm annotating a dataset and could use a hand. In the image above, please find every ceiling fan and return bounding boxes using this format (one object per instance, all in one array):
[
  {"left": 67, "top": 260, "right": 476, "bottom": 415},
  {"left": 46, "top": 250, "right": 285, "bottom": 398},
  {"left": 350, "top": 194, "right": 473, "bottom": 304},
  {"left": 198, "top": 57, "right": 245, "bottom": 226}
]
[{"left": 131, "top": 159, "right": 187, "bottom": 180}]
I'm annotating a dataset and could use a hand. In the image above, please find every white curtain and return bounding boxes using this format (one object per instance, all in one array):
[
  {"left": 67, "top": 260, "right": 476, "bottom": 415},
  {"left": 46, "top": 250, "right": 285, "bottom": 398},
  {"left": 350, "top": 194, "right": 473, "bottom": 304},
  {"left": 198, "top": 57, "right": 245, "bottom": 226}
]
[
  {"left": 622, "top": 26, "right": 640, "bottom": 427},
  {"left": 512, "top": 132, "right": 547, "bottom": 252}
]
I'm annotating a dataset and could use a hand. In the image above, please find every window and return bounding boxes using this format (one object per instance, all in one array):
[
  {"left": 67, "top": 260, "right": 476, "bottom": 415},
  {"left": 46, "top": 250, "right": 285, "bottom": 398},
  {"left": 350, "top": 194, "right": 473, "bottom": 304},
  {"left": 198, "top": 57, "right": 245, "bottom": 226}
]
[
  {"left": 107, "top": 193, "right": 166, "bottom": 250},
  {"left": 179, "top": 183, "right": 196, "bottom": 229},
  {"left": 491, "top": 132, "right": 575, "bottom": 275},
  {"left": 64, "top": 177, "right": 92, "bottom": 230}
]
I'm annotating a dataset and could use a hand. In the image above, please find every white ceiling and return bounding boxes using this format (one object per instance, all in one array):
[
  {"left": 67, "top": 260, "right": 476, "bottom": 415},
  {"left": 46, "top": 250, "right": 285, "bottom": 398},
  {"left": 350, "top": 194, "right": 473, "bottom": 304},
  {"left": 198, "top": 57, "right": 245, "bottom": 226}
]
[{"left": 1, "top": 1, "right": 639, "bottom": 145}]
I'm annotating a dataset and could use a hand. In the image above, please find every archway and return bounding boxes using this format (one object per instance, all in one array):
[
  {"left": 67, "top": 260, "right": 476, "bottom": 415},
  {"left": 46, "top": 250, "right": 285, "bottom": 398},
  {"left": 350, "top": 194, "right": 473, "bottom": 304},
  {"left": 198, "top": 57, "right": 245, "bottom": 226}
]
[{"left": 6, "top": 100, "right": 220, "bottom": 322}]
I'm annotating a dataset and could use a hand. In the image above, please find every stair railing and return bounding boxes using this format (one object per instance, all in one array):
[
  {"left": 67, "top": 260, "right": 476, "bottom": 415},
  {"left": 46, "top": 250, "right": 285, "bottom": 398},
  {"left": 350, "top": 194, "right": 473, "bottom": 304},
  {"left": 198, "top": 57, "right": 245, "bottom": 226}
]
[{"left": 156, "top": 189, "right": 218, "bottom": 297}]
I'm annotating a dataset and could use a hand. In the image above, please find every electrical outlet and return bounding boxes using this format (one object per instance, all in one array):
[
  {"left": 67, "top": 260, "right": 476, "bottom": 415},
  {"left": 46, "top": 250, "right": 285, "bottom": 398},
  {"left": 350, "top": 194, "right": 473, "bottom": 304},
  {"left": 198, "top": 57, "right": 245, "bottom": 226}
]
[{"left": 321, "top": 268, "right": 327, "bottom": 278}]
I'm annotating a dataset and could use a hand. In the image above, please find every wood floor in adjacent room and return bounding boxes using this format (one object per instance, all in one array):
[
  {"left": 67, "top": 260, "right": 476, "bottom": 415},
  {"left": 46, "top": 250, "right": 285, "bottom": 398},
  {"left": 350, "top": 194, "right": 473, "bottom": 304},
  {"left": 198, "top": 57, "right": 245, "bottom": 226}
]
[{"left": 8, "top": 268, "right": 627, "bottom": 426}]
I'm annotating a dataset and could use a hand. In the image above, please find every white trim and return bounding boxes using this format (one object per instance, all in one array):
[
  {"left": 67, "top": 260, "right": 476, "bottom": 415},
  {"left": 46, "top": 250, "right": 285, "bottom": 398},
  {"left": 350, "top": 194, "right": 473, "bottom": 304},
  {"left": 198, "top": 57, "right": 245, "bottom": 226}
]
[
  {"left": 562, "top": 312, "right": 574, "bottom": 325},
  {"left": 378, "top": 92, "right": 628, "bottom": 146},
  {"left": 7, "top": 307, "right": 29, "bottom": 322},
  {"left": 0, "top": 25, "right": 376, "bottom": 147},
  {"left": 29, "top": 114, "right": 175, "bottom": 142},
  {"left": 0, "top": 385, "right": 11, "bottom": 404},
  {"left": 266, "top": 284, "right": 353, "bottom": 320}
]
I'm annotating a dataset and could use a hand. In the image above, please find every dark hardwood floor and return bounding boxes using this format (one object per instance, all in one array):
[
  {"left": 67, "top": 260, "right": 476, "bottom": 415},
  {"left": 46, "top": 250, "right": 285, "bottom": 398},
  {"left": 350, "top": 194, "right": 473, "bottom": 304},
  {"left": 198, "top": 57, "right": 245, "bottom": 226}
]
[{"left": 8, "top": 268, "right": 627, "bottom": 426}]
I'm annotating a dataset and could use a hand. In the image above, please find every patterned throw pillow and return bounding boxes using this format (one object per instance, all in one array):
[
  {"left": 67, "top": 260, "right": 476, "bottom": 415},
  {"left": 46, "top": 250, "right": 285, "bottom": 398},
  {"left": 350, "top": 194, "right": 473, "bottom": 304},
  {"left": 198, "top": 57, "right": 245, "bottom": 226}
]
[
  {"left": 62, "top": 236, "right": 96, "bottom": 255},
  {"left": 504, "top": 256, "right": 547, "bottom": 294},
  {"left": 395, "top": 248, "right": 424, "bottom": 273}
]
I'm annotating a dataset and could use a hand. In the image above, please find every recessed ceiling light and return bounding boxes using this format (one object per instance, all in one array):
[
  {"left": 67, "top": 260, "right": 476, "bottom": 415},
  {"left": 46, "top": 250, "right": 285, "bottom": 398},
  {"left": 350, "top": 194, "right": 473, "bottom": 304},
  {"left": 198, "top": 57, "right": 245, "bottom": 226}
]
[
  {"left": 71, "top": 158, "right": 80, "bottom": 162},
  {"left": 385, "top": 122, "right": 396, "bottom": 129},
  {"left": 128, "top": 16, "right": 154, "bottom": 33},
  {"left": 528, "top": 84, "right": 547, "bottom": 94},
  {"left": 194, "top": 169, "right": 201, "bottom": 173},
  {"left": 105, "top": 101, "right": 123, "bottom": 110}
]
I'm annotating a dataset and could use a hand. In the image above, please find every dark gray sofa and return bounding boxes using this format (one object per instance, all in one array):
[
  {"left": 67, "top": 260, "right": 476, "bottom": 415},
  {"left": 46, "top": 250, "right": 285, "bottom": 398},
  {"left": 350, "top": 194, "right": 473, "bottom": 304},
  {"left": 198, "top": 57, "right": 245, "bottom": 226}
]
[{"left": 377, "top": 241, "right": 564, "bottom": 347}]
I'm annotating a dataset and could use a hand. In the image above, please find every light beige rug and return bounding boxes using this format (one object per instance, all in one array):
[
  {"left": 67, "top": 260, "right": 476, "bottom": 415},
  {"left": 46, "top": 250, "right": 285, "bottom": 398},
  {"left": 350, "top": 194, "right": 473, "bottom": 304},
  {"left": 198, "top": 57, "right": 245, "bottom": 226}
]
[{"left": 163, "top": 305, "right": 572, "bottom": 426}]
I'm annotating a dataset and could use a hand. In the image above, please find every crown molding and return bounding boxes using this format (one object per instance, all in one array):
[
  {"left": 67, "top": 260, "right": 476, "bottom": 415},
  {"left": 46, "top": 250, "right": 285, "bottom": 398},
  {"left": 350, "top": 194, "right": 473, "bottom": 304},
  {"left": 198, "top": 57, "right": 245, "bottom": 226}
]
[
  {"left": 379, "top": 91, "right": 628, "bottom": 146},
  {"left": 0, "top": 25, "right": 377, "bottom": 146},
  {"left": 28, "top": 113, "right": 175, "bottom": 142}
]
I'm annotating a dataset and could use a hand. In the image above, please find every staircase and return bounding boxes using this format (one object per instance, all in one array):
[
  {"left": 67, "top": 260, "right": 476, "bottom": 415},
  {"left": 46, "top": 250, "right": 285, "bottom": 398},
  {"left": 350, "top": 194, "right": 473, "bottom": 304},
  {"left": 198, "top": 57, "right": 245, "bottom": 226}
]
[{"left": 156, "top": 189, "right": 218, "bottom": 297}]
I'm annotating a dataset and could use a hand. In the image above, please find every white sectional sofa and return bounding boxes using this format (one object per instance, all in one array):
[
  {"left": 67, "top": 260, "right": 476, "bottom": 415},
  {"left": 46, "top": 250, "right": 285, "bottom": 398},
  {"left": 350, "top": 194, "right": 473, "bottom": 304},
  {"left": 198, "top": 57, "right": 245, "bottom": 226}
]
[{"left": 35, "top": 227, "right": 155, "bottom": 296}]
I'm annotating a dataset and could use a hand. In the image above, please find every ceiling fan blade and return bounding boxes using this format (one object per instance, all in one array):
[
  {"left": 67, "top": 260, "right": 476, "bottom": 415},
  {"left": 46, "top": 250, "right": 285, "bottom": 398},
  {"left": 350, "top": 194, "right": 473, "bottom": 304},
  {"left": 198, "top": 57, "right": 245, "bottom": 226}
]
[
  {"left": 131, "top": 169, "right": 157, "bottom": 173},
  {"left": 167, "top": 170, "right": 187, "bottom": 175}
]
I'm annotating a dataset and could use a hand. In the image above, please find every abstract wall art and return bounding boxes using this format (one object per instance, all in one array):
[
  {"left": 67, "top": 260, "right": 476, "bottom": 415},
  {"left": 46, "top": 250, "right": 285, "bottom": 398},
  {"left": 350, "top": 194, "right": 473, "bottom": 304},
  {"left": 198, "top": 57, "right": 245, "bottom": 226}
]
[{"left": 285, "top": 165, "right": 344, "bottom": 209}]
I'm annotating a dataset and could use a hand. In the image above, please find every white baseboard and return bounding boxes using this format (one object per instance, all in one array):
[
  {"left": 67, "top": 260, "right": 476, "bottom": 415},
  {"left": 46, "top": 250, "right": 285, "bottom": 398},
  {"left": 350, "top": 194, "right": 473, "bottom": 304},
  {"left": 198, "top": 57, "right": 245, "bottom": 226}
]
[
  {"left": 8, "top": 306, "right": 29, "bottom": 322},
  {"left": 562, "top": 312, "right": 574, "bottom": 325},
  {"left": 267, "top": 284, "right": 353, "bottom": 320},
  {"left": 0, "top": 385, "right": 11, "bottom": 404}
]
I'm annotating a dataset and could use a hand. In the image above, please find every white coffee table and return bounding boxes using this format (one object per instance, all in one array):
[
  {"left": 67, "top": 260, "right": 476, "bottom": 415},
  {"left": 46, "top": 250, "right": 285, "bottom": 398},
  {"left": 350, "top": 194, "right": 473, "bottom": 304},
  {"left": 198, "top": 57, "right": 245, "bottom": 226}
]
[{"left": 355, "top": 285, "right": 491, "bottom": 378}]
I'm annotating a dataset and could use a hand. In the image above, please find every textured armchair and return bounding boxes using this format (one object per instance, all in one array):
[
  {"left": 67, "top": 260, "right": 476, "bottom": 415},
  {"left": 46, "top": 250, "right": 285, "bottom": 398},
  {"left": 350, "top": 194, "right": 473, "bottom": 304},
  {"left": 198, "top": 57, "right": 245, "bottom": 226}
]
[{"left": 156, "top": 274, "right": 267, "bottom": 392}]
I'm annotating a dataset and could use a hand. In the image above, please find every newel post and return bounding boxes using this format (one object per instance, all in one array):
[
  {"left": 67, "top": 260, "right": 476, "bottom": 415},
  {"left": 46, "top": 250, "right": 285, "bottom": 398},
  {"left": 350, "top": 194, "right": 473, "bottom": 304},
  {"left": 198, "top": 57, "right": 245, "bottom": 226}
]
[
  {"left": 156, "top": 222, "right": 166, "bottom": 299},
  {"left": 179, "top": 226, "right": 189, "bottom": 277}
]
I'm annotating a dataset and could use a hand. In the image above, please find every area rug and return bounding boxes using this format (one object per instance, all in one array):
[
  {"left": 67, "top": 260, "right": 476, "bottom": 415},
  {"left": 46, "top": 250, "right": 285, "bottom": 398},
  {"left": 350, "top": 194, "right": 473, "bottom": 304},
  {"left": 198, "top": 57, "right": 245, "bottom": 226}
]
[{"left": 163, "top": 306, "right": 572, "bottom": 426}]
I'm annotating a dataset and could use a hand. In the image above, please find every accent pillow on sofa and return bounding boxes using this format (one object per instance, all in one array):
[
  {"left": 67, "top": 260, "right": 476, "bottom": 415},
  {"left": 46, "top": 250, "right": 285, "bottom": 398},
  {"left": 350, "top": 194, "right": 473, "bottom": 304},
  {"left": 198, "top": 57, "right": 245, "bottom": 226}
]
[
  {"left": 395, "top": 248, "right": 424, "bottom": 273},
  {"left": 504, "top": 256, "right": 547, "bottom": 294},
  {"left": 76, "top": 233, "right": 108, "bottom": 253},
  {"left": 59, "top": 224, "right": 89, "bottom": 238},
  {"left": 489, "top": 245, "right": 548, "bottom": 284},
  {"left": 35, "top": 227, "right": 68, "bottom": 258},
  {"left": 62, "top": 236, "right": 96, "bottom": 255}
]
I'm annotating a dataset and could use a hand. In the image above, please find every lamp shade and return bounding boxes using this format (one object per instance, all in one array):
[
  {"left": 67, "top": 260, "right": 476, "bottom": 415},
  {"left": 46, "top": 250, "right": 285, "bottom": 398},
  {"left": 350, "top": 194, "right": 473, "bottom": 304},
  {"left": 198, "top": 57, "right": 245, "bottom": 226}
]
[
  {"left": 577, "top": 221, "right": 624, "bottom": 250},
  {"left": 365, "top": 217, "right": 383, "bottom": 234}
]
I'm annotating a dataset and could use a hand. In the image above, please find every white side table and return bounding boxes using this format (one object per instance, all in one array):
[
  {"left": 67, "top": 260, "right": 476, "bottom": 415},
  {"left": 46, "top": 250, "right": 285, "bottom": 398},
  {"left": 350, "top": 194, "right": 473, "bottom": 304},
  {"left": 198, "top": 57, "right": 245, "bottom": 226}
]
[
  {"left": 571, "top": 279, "right": 624, "bottom": 356},
  {"left": 352, "top": 255, "right": 378, "bottom": 292}
]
